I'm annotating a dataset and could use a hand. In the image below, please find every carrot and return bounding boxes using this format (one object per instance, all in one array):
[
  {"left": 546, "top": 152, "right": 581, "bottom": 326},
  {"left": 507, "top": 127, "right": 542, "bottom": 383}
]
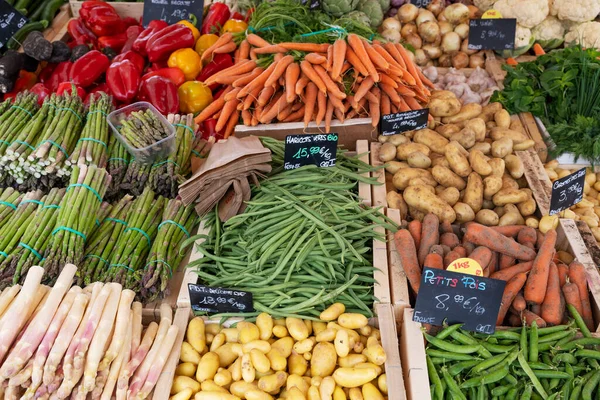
[
  {"left": 254, "top": 44, "right": 288, "bottom": 54},
  {"left": 489, "top": 225, "right": 525, "bottom": 238},
  {"left": 315, "top": 90, "right": 327, "bottom": 126},
  {"left": 499, "top": 254, "right": 516, "bottom": 270},
  {"left": 283, "top": 63, "right": 300, "bottom": 103},
  {"left": 345, "top": 46, "right": 369, "bottom": 77},
  {"left": 312, "top": 65, "right": 346, "bottom": 99},
  {"left": 521, "top": 310, "right": 547, "bottom": 327},
  {"left": 283, "top": 105, "right": 305, "bottom": 123},
  {"left": 384, "top": 42, "right": 407, "bottom": 69},
  {"left": 380, "top": 93, "right": 391, "bottom": 115},
  {"left": 265, "top": 55, "right": 295, "bottom": 87},
  {"left": 408, "top": 220, "right": 421, "bottom": 250},
  {"left": 353, "top": 76, "right": 375, "bottom": 103},
  {"left": 379, "top": 74, "right": 398, "bottom": 89},
  {"left": 417, "top": 68, "right": 435, "bottom": 89},
  {"left": 277, "top": 103, "right": 294, "bottom": 121},
  {"left": 490, "top": 261, "right": 534, "bottom": 281},
  {"left": 453, "top": 246, "right": 467, "bottom": 258},
  {"left": 241, "top": 109, "right": 252, "bottom": 125},
  {"left": 403, "top": 96, "right": 424, "bottom": 111},
  {"left": 444, "top": 251, "right": 461, "bottom": 268},
  {"left": 305, "top": 53, "right": 327, "bottom": 65},
  {"left": 462, "top": 241, "right": 475, "bottom": 255},
  {"left": 223, "top": 110, "right": 239, "bottom": 139},
  {"left": 417, "top": 215, "right": 440, "bottom": 266},
  {"left": 440, "top": 221, "right": 453, "bottom": 234},
  {"left": 512, "top": 293, "right": 527, "bottom": 312},
  {"left": 250, "top": 49, "right": 258, "bottom": 61},
  {"left": 395, "top": 43, "right": 424, "bottom": 89},
  {"left": 300, "top": 60, "right": 327, "bottom": 94},
  {"left": 303, "top": 82, "right": 318, "bottom": 127},
  {"left": 536, "top": 230, "right": 545, "bottom": 249},
  {"left": 440, "top": 233, "right": 459, "bottom": 249},
  {"left": 374, "top": 44, "right": 401, "bottom": 69},
  {"left": 233, "top": 67, "right": 264, "bottom": 88},
  {"left": 364, "top": 41, "right": 389, "bottom": 71},
  {"left": 238, "top": 40, "right": 250, "bottom": 61},
  {"left": 205, "top": 60, "right": 256, "bottom": 86},
  {"left": 330, "top": 39, "right": 347, "bottom": 81},
  {"left": 562, "top": 282, "right": 584, "bottom": 320},
  {"left": 216, "top": 99, "right": 240, "bottom": 132},
  {"left": 326, "top": 44, "right": 333, "bottom": 72},
  {"left": 517, "top": 227, "right": 537, "bottom": 249},
  {"left": 260, "top": 92, "right": 287, "bottom": 123},
  {"left": 394, "top": 230, "right": 421, "bottom": 293},
  {"left": 257, "top": 86, "right": 275, "bottom": 107},
  {"left": 541, "top": 263, "right": 564, "bottom": 326},
  {"left": 246, "top": 34, "right": 271, "bottom": 48},
  {"left": 328, "top": 93, "right": 345, "bottom": 112},
  {"left": 334, "top": 107, "right": 345, "bottom": 123},
  {"left": 506, "top": 57, "right": 519, "bottom": 66},
  {"left": 242, "top": 86, "right": 261, "bottom": 110},
  {"left": 278, "top": 42, "right": 329, "bottom": 52},
  {"left": 324, "top": 99, "right": 334, "bottom": 133},
  {"left": 487, "top": 252, "right": 498, "bottom": 276},
  {"left": 469, "top": 247, "right": 492, "bottom": 269},
  {"left": 295, "top": 73, "right": 310, "bottom": 96},
  {"left": 194, "top": 97, "right": 225, "bottom": 123},
  {"left": 224, "top": 87, "right": 242, "bottom": 102},
  {"left": 201, "top": 32, "right": 233, "bottom": 62},
  {"left": 378, "top": 83, "right": 401, "bottom": 104},
  {"left": 497, "top": 272, "right": 528, "bottom": 325},
  {"left": 274, "top": 53, "right": 284, "bottom": 62},
  {"left": 569, "top": 261, "right": 594, "bottom": 330},
  {"left": 213, "top": 41, "right": 237, "bottom": 54},
  {"left": 396, "top": 85, "right": 417, "bottom": 97},
  {"left": 533, "top": 43, "right": 546, "bottom": 56},
  {"left": 238, "top": 61, "right": 279, "bottom": 98},
  {"left": 557, "top": 263, "right": 568, "bottom": 287},
  {"left": 364, "top": 89, "right": 380, "bottom": 105},
  {"left": 524, "top": 229, "right": 557, "bottom": 305},
  {"left": 347, "top": 34, "right": 379, "bottom": 82},
  {"left": 424, "top": 253, "right": 443, "bottom": 270},
  {"left": 429, "top": 245, "right": 444, "bottom": 256},
  {"left": 464, "top": 223, "right": 537, "bottom": 261},
  {"left": 507, "top": 313, "right": 522, "bottom": 327}
]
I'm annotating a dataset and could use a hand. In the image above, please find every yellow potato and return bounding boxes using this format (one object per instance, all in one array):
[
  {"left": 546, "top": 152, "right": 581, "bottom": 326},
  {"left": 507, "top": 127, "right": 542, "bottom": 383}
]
[
  {"left": 239, "top": 323, "right": 260, "bottom": 344},
  {"left": 445, "top": 142, "right": 472, "bottom": 177},
  {"left": 438, "top": 187, "right": 461, "bottom": 206},
  {"left": 170, "top": 388, "right": 193, "bottom": 400},
  {"left": 429, "top": 95, "right": 461, "bottom": 117},
  {"left": 450, "top": 127, "right": 477, "bottom": 149},
  {"left": 483, "top": 176, "right": 503, "bottom": 200},
  {"left": 333, "top": 368, "right": 379, "bottom": 388},
  {"left": 221, "top": 328, "right": 239, "bottom": 343},
  {"left": 407, "top": 151, "right": 432, "bottom": 168},
  {"left": 501, "top": 175, "right": 519, "bottom": 190},
  {"left": 385, "top": 161, "right": 409, "bottom": 174},
  {"left": 230, "top": 381, "right": 260, "bottom": 397},
  {"left": 187, "top": 317, "right": 206, "bottom": 354},
  {"left": 246, "top": 390, "right": 274, "bottom": 400},
  {"left": 518, "top": 197, "right": 536, "bottom": 217},
  {"left": 453, "top": 202, "right": 475, "bottom": 223},
  {"left": 475, "top": 209, "right": 499, "bottom": 226},
  {"left": 431, "top": 153, "right": 451, "bottom": 168},
  {"left": 320, "top": 376, "right": 336, "bottom": 400},
  {"left": 316, "top": 328, "right": 337, "bottom": 342},
  {"left": 333, "top": 386, "right": 346, "bottom": 400},
  {"left": 266, "top": 349, "right": 287, "bottom": 372},
  {"left": 413, "top": 129, "right": 449, "bottom": 154},
  {"left": 462, "top": 172, "right": 484, "bottom": 213},
  {"left": 525, "top": 217, "right": 539, "bottom": 228},
  {"left": 432, "top": 165, "right": 466, "bottom": 190},
  {"left": 539, "top": 215, "right": 559, "bottom": 233},
  {"left": 499, "top": 210, "right": 525, "bottom": 226},
  {"left": 493, "top": 109, "right": 510, "bottom": 128},
  {"left": 504, "top": 154, "right": 524, "bottom": 179},
  {"left": 210, "top": 333, "right": 226, "bottom": 352},
  {"left": 311, "top": 342, "right": 337, "bottom": 377},
  {"left": 362, "top": 344, "right": 386, "bottom": 366},
  {"left": 378, "top": 142, "right": 397, "bottom": 162},
  {"left": 196, "top": 352, "right": 220, "bottom": 382},
  {"left": 465, "top": 118, "right": 486, "bottom": 141},
  {"left": 469, "top": 150, "right": 492, "bottom": 176},
  {"left": 436, "top": 123, "right": 461, "bottom": 138},
  {"left": 288, "top": 353, "right": 308, "bottom": 376},
  {"left": 490, "top": 127, "right": 528, "bottom": 144},
  {"left": 175, "top": 362, "right": 196, "bottom": 378},
  {"left": 258, "top": 371, "right": 288, "bottom": 394},
  {"left": 243, "top": 340, "right": 271, "bottom": 354},
  {"left": 339, "top": 354, "right": 368, "bottom": 368},
  {"left": 349, "top": 388, "right": 363, "bottom": 400},
  {"left": 513, "top": 139, "right": 535, "bottom": 150},
  {"left": 272, "top": 325, "right": 288, "bottom": 338},
  {"left": 250, "top": 349, "right": 271, "bottom": 373},
  {"left": 293, "top": 338, "right": 316, "bottom": 354},
  {"left": 180, "top": 342, "right": 202, "bottom": 364},
  {"left": 228, "top": 356, "right": 242, "bottom": 381},
  {"left": 271, "top": 337, "right": 294, "bottom": 358},
  {"left": 492, "top": 189, "right": 528, "bottom": 206},
  {"left": 396, "top": 142, "right": 431, "bottom": 160},
  {"left": 471, "top": 141, "right": 491, "bottom": 155},
  {"left": 591, "top": 227, "right": 600, "bottom": 241},
  {"left": 287, "top": 387, "right": 308, "bottom": 400},
  {"left": 338, "top": 313, "right": 368, "bottom": 329},
  {"left": 256, "top": 313, "right": 273, "bottom": 341},
  {"left": 307, "top": 386, "right": 321, "bottom": 400},
  {"left": 215, "top": 344, "right": 240, "bottom": 368},
  {"left": 195, "top": 392, "right": 241, "bottom": 400},
  {"left": 284, "top": 318, "right": 308, "bottom": 341},
  {"left": 386, "top": 134, "right": 410, "bottom": 146},
  {"left": 545, "top": 167, "right": 558, "bottom": 180},
  {"left": 241, "top": 353, "right": 256, "bottom": 383},
  {"left": 491, "top": 137, "right": 513, "bottom": 159},
  {"left": 171, "top": 376, "right": 201, "bottom": 395},
  {"left": 404, "top": 185, "right": 456, "bottom": 223},
  {"left": 392, "top": 168, "right": 436, "bottom": 190},
  {"left": 480, "top": 102, "right": 503, "bottom": 122},
  {"left": 287, "top": 374, "right": 310, "bottom": 393},
  {"left": 488, "top": 158, "right": 505, "bottom": 177},
  {"left": 334, "top": 329, "right": 350, "bottom": 358},
  {"left": 214, "top": 369, "right": 232, "bottom": 387},
  {"left": 386, "top": 191, "right": 408, "bottom": 218},
  {"left": 378, "top": 374, "right": 388, "bottom": 394},
  {"left": 320, "top": 303, "right": 345, "bottom": 321},
  {"left": 442, "top": 103, "right": 482, "bottom": 124}
]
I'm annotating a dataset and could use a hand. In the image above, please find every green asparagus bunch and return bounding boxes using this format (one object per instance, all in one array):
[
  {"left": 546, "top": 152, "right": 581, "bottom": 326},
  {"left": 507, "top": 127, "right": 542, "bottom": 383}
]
[
  {"left": 0, "top": 98, "right": 10, "bottom": 115},
  {"left": 0, "top": 188, "right": 65, "bottom": 288},
  {"left": 121, "top": 160, "right": 152, "bottom": 197},
  {"left": 118, "top": 109, "right": 171, "bottom": 149},
  {"left": 140, "top": 199, "right": 198, "bottom": 302},
  {"left": 44, "top": 165, "right": 110, "bottom": 278},
  {"left": 0, "top": 92, "right": 39, "bottom": 160},
  {"left": 67, "top": 93, "right": 113, "bottom": 169},
  {"left": 105, "top": 135, "right": 131, "bottom": 200},
  {"left": 78, "top": 195, "right": 133, "bottom": 286},
  {"left": 0, "top": 188, "right": 23, "bottom": 231},
  {"left": 105, "top": 187, "right": 165, "bottom": 288}
]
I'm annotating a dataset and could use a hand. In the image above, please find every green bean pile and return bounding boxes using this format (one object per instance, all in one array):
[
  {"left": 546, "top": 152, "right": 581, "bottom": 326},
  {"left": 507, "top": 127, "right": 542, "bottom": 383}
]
[
  {"left": 426, "top": 306, "right": 600, "bottom": 400},
  {"left": 183, "top": 137, "right": 397, "bottom": 320}
]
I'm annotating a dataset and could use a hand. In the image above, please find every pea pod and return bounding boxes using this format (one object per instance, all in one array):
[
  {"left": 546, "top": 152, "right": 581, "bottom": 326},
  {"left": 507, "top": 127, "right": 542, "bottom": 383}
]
[
  {"left": 427, "top": 355, "right": 444, "bottom": 400},
  {"left": 450, "top": 331, "right": 493, "bottom": 358},
  {"left": 470, "top": 352, "right": 509, "bottom": 374},
  {"left": 449, "top": 360, "right": 481, "bottom": 376},
  {"left": 424, "top": 333, "right": 481, "bottom": 354},
  {"left": 518, "top": 352, "right": 548, "bottom": 399},
  {"left": 491, "top": 385, "right": 511, "bottom": 396},
  {"left": 441, "top": 367, "right": 467, "bottom": 400},
  {"left": 568, "top": 304, "right": 592, "bottom": 338},
  {"left": 482, "top": 342, "right": 516, "bottom": 353},
  {"left": 460, "top": 365, "right": 509, "bottom": 389},
  {"left": 530, "top": 321, "right": 539, "bottom": 363},
  {"left": 427, "top": 349, "right": 481, "bottom": 361},
  {"left": 521, "top": 325, "right": 528, "bottom": 362},
  {"left": 554, "top": 353, "right": 578, "bottom": 365},
  {"left": 538, "top": 330, "right": 573, "bottom": 344},
  {"left": 436, "top": 323, "right": 464, "bottom": 340}
]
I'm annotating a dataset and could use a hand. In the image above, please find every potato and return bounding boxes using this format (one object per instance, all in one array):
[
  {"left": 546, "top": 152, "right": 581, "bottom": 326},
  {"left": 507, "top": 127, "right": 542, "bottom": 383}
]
[
  {"left": 499, "top": 210, "right": 525, "bottom": 226},
  {"left": 409, "top": 207, "right": 427, "bottom": 221},
  {"left": 187, "top": 317, "right": 206, "bottom": 354},
  {"left": 486, "top": 121, "right": 497, "bottom": 130},
  {"left": 494, "top": 109, "right": 511, "bottom": 129},
  {"left": 180, "top": 342, "right": 202, "bottom": 364},
  {"left": 385, "top": 161, "right": 409, "bottom": 174},
  {"left": 311, "top": 343, "right": 337, "bottom": 377},
  {"left": 504, "top": 154, "right": 524, "bottom": 179},
  {"left": 363, "top": 344, "right": 386, "bottom": 366},
  {"left": 462, "top": 172, "right": 484, "bottom": 213},
  {"left": 319, "top": 376, "right": 336, "bottom": 399},
  {"left": 488, "top": 158, "right": 505, "bottom": 177},
  {"left": 197, "top": 352, "right": 220, "bottom": 382},
  {"left": 438, "top": 187, "right": 461, "bottom": 206},
  {"left": 258, "top": 371, "right": 288, "bottom": 394},
  {"left": 287, "top": 374, "right": 310, "bottom": 393},
  {"left": 170, "top": 388, "right": 194, "bottom": 400},
  {"left": 243, "top": 340, "right": 271, "bottom": 354},
  {"left": 250, "top": 349, "right": 271, "bottom": 373},
  {"left": 480, "top": 102, "right": 503, "bottom": 122},
  {"left": 272, "top": 326, "right": 288, "bottom": 338},
  {"left": 513, "top": 139, "right": 535, "bottom": 150},
  {"left": 501, "top": 175, "right": 519, "bottom": 190},
  {"left": 403, "top": 185, "right": 456, "bottom": 223},
  {"left": 378, "top": 374, "right": 388, "bottom": 395},
  {"left": 172, "top": 376, "right": 201, "bottom": 395},
  {"left": 175, "top": 362, "right": 197, "bottom": 378},
  {"left": 271, "top": 337, "right": 294, "bottom": 358},
  {"left": 465, "top": 118, "right": 486, "bottom": 141},
  {"left": 482, "top": 199, "right": 495, "bottom": 210},
  {"left": 239, "top": 323, "right": 260, "bottom": 344},
  {"left": 492, "top": 189, "right": 529, "bottom": 206},
  {"left": 333, "top": 368, "right": 379, "bottom": 388},
  {"left": 392, "top": 168, "right": 436, "bottom": 190},
  {"left": 386, "top": 134, "right": 410, "bottom": 146},
  {"left": 436, "top": 123, "right": 461, "bottom": 139},
  {"left": 230, "top": 382, "right": 260, "bottom": 398},
  {"left": 378, "top": 143, "right": 397, "bottom": 162},
  {"left": 431, "top": 154, "right": 451, "bottom": 168},
  {"left": 339, "top": 354, "right": 368, "bottom": 368},
  {"left": 195, "top": 392, "right": 241, "bottom": 400},
  {"left": 491, "top": 137, "right": 513, "bottom": 158},
  {"left": 475, "top": 209, "right": 499, "bottom": 226},
  {"left": 490, "top": 127, "right": 528, "bottom": 144},
  {"left": 483, "top": 176, "right": 503, "bottom": 200},
  {"left": 338, "top": 313, "right": 369, "bottom": 329},
  {"left": 407, "top": 151, "right": 432, "bottom": 168},
  {"left": 413, "top": 129, "right": 449, "bottom": 154},
  {"left": 221, "top": 328, "right": 239, "bottom": 343},
  {"left": 469, "top": 150, "right": 492, "bottom": 176},
  {"left": 453, "top": 202, "right": 475, "bottom": 223},
  {"left": 334, "top": 329, "right": 350, "bottom": 358},
  {"left": 431, "top": 165, "right": 466, "bottom": 189},
  {"left": 396, "top": 143, "right": 431, "bottom": 160},
  {"left": 471, "top": 142, "right": 491, "bottom": 155},
  {"left": 256, "top": 313, "right": 273, "bottom": 341},
  {"left": 378, "top": 135, "right": 388, "bottom": 143},
  {"left": 286, "top": 318, "right": 309, "bottom": 341},
  {"left": 518, "top": 197, "right": 536, "bottom": 217},
  {"left": 214, "top": 369, "right": 233, "bottom": 387},
  {"left": 525, "top": 217, "right": 539, "bottom": 228},
  {"left": 387, "top": 191, "right": 408, "bottom": 217},
  {"left": 445, "top": 142, "right": 472, "bottom": 177},
  {"left": 442, "top": 103, "right": 482, "bottom": 124},
  {"left": 429, "top": 93, "right": 461, "bottom": 117}
]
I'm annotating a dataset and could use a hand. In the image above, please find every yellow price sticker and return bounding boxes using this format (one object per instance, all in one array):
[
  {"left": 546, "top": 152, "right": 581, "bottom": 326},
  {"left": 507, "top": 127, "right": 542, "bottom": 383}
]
[
  {"left": 482, "top": 9, "right": 502, "bottom": 19},
  {"left": 447, "top": 258, "right": 484, "bottom": 276}
]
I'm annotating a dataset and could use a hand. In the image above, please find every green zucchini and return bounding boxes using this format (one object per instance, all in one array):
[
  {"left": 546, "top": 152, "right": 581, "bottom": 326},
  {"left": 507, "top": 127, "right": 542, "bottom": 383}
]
[{"left": 6, "top": 20, "right": 48, "bottom": 51}]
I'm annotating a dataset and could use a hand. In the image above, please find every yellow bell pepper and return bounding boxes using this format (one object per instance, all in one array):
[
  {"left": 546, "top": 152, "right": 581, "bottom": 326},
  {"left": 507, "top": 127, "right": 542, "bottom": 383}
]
[
  {"left": 221, "top": 19, "right": 248, "bottom": 34},
  {"left": 178, "top": 81, "right": 213, "bottom": 114},
  {"left": 195, "top": 34, "right": 219, "bottom": 56},
  {"left": 168, "top": 48, "right": 202, "bottom": 81},
  {"left": 177, "top": 20, "right": 200, "bottom": 42}
]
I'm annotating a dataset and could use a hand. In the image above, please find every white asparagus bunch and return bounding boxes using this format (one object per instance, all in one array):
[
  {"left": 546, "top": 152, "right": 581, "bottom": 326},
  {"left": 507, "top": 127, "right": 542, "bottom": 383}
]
[{"left": 0, "top": 265, "right": 179, "bottom": 399}]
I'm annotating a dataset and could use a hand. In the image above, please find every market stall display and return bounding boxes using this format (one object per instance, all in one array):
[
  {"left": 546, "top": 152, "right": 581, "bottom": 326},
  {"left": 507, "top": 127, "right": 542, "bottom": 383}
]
[{"left": 421, "top": 66, "right": 501, "bottom": 105}]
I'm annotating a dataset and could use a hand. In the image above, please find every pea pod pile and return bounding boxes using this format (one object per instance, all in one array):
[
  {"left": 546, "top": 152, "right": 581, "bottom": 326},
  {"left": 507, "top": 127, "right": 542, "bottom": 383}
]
[
  {"left": 426, "top": 307, "right": 600, "bottom": 400},
  {"left": 184, "top": 137, "right": 398, "bottom": 320}
]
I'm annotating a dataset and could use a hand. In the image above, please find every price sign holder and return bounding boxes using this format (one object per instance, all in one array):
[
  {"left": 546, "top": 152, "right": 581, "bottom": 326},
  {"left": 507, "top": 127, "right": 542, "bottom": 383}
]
[
  {"left": 0, "top": 2, "right": 28, "bottom": 50},
  {"left": 283, "top": 133, "right": 338, "bottom": 170},
  {"left": 413, "top": 267, "right": 506, "bottom": 334},
  {"left": 143, "top": 0, "right": 204, "bottom": 26},
  {"left": 468, "top": 18, "right": 516, "bottom": 51},
  {"left": 381, "top": 109, "right": 429, "bottom": 136},
  {"left": 188, "top": 284, "right": 254, "bottom": 314},
  {"left": 549, "top": 167, "right": 586, "bottom": 216}
]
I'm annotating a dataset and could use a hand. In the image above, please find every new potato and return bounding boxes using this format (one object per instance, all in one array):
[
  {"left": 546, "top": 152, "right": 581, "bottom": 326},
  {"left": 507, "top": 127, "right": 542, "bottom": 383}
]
[
  {"left": 404, "top": 185, "right": 456, "bottom": 223},
  {"left": 413, "top": 129, "right": 449, "bottom": 154}
]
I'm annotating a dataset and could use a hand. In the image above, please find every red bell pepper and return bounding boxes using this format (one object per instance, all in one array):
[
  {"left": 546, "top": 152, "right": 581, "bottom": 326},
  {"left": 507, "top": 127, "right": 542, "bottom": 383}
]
[
  {"left": 200, "top": 118, "right": 223, "bottom": 140},
  {"left": 201, "top": 3, "right": 230, "bottom": 35},
  {"left": 212, "top": 86, "right": 226, "bottom": 100},
  {"left": 146, "top": 24, "right": 195, "bottom": 63},
  {"left": 137, "top": 76, "right": 179, "bottom": 115},
  {"left": 56, "top": 82, "right": 87, "bottom": 99},
  {"left": 80, "top": 2, "right": 124, "bottom": 37},
  {"left": 98, "top": 32, "right": 128, "bottom": 53},
  {"left": 38, "top": 63, "right": 56, "bottom": 84},
  {"left": 85, "top": 83, "right": 114, "bottom": 105},
  {"left": 30, "top": 83, "right": 51, "bottom": 105},
  {"left": 132, "top": 20, "right": 168, "bottom": 57},
  {"left": 121, "top": 25, "right": 144, "bottom": 53},
  {"left": 231, "top": 12, "right": 245, "bottom": 21},
  {"left": 122, "top": 17, "right": 140, "bottom": 28},
  {"left": 106, "top": 60, "right": 139, "bottom": 103},
  {"left": 70, "top": 50, "right": 110, "bottom": 88},
  {"left": 146, "top": 61, "right": 168, "bottom": 73},
  {"left": 67, "top": 19, "right": 97, "bottom": 47},
  {"left": 113, "top": 51, "right": 145, "bottom": 74},
  {"left": 2, "top": 72, "right": 37, "bottom": 101},
  {"left": 196, "top": 53, "right": 233, "bottom": 90},
  {"left": 141, "top": 67, "right": 185, "bottom": 87},
  {"left": 47, "top": 61, "right": 73, "bottom": 92}
]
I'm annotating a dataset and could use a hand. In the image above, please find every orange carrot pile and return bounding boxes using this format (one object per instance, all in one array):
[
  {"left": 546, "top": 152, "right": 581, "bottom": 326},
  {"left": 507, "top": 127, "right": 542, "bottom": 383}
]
[
  {"left": 195, "top": 34, "right": 434, "bottom": 137},
  {"left": 394, "top": 214, "right": 594, "bottom": 329}
]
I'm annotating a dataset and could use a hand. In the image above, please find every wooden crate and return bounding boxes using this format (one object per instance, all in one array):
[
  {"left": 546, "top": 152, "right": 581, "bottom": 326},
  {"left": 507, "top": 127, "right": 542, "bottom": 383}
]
[
  {"left": 386, "top": 207, "right": 411, "bottom": 329},
  {"left": 141, "top": 254, "right": 189, "bottom": 322},
  {"left": 44, "top": 4, "right": 71, "bottom": 41},
  {"left": 576, "top": 220, "right": 600, "bottom": 267},
  {"left": 69, "top": 1, "right": 144, "bottom": 19},
  {"left": 399, "top": 219, "right": 600, "bottom": 400},
  {"left": 519, "top": 112, "right": 548, "bottom": 162}
]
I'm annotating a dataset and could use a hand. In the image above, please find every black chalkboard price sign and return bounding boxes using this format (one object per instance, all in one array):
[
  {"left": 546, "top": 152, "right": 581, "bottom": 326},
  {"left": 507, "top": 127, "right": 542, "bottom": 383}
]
[
  {"left": 188, "top": 284, "right": 254, "bottom": 314},
  {"left": 0, "top": 2, "right": 28, "bottom": 50},
  {"left": 468, "top": 18, "right": 516, "bottom": 51},
  {"left": 283, "top": 133, "right": 338, "bottom": 170},
  {"left": 549, "top": 167, "right": 586, "bottom": 216},
  {"left": 413, "top": 267, "right": 506, "bottom": 334},
  {"left": 381, "top": 109, "right": 429, "bottom": 136},
  {"left": 143, "top": 0, "right": 204, "bottom": 26}
]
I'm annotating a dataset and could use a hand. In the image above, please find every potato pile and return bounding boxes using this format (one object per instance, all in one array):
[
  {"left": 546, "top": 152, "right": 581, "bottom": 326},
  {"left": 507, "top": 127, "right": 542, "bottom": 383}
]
[
  {"left": 381, "top": 90, "right": 537, "bottom": 226},
  {"left": 545, "top": 161, "right": 600, "bottom": 243},
  {"left": 172, "top": 306, "right": 389, "bottom": 400}
]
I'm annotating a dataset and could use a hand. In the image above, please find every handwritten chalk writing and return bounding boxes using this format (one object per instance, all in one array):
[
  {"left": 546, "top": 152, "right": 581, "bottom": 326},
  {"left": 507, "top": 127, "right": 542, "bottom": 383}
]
[
  {"left": 423, "top": 269, "right": 486, "bottom": 290},
  {"left": 381, "top": 109, "right": 429, "bottom": 136},
  {"left": 143, "top": 0, "right": 203, "bottom": 26},
  {"left": 0, "top": 2, "right": 28, "bottom": 49},
  {"left": 413, "top": 311, "right": 436, "bottom": 323},
  {"left": 550, "top": 168, "right": 586, "bottom": 215},
  {"left": 468, "top": 19, "right": 516, "bottom": 51},
  {"left": 284, "top": 134, "right": 338, "bottom": 170},
  {"left": 188, "top": 284, "right": 254, "bottom": 314}
]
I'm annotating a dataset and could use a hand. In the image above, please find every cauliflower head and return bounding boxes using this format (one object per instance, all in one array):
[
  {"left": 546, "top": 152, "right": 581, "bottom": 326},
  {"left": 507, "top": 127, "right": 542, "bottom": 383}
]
[
  {"left": 473, "top": 0, "right": 496, "bottom": 11},
  {"left": 500, "top": 24, "right": 534, "bottom": 57},
  {"left": 565, "top": 21, "right": 600, "bottom": 48},
  {"left": 493, "top": 0, "right": 549, "bottom": 28},
  {"left": 551, "top": 0, "right": 600, "bottom": 22},
  {"left": 532, "top": 16, "right": 565, "bottom": 49}
]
